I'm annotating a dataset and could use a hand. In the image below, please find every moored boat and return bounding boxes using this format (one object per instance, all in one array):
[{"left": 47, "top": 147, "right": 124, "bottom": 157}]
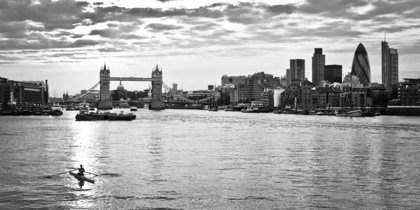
[
  {"left": 336, "top": 109, "right": 362, "bottom": 117},
  {"left": 21, "top": 110, "right": 32, "bottom": 116},
  {"left": 51, "top": 103, "right": 63, "bottom": 115}
]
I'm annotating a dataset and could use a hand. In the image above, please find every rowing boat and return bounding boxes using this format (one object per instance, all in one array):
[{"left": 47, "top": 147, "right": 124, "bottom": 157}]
[{"left": 69, "top": 171, "right": 95, "bottom": 183}]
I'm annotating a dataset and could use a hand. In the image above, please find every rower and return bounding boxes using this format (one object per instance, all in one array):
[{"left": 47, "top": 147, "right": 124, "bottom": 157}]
[{"left": 78, "top": 165, "right": 85, "bottom": 176}]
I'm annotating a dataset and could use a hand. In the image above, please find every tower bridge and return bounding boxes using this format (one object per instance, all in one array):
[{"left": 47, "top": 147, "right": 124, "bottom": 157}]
[
  {"left": 74, "top": 64, "right": 219, "bottom": 110},
  {"left": 98, "top": 64, "right": 165, "bottom": 110}
]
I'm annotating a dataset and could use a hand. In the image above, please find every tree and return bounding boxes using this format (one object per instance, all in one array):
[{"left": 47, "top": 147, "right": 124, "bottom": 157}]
[{"left": 372, "top": 91, "right": 390, "bottom": 106}]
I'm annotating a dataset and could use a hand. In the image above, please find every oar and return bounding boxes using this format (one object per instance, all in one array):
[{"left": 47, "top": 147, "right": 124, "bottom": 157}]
[
  {"left": 45, "top": 169, "right": 77, "bottom": 178},
  {"left": 84, "top": 171, "right": 99, "bottom": 176}
]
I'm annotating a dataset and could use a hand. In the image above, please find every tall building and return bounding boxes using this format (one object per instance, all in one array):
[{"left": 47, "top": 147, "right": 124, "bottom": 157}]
[
  {"left": 172, "top": 83, "right": 178, "bottom": 91},
  {"left": 382, "top": 40, "right": 399, "bottom": 89},
  {"left": 324, "top": 65, "right": 342, "bottom": 83},
  {"left": 239, "top": 72, "right": 280, "bottom": 101},
  {"left": 221, "top": 75, "right": 247, "bottom": 86},
  {"left": 286, "top": 69, "right": 291, "bottom": 86},
  {"left": 351, "top": 43, "right": 371, "bottom": 87},
  {"left": 290, "top": 59, "right": 305, "bottom": 82},
  {"left": 312, "top": 48, "right": 325, "bottom": 86}
]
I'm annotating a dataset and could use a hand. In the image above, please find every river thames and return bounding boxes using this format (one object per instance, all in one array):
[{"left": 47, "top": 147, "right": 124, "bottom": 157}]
[{"left": 1, "top": 109, "right": 420, "bottom": 209}]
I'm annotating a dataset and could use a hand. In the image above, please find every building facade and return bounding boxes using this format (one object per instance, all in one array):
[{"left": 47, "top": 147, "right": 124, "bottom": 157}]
[
  {"left": 221, "top": 75, "right": 247, "bottom": 86},
  {"left": 0, "top": 77, "right": 48, "bottom": 107},
  {"left": 312, "top": 48, "right": 325, "bottom": 86},
  {"left": 172, "top": 83, "right": 178, "bottom": 91},
  {"left": 325, "top": 65, "right": 343, "bottom": 83},
  {"left": 286, "top": 69, "right": 291, "bottom": 86},
  {"left": 291, "top": 59, "right": 305, "bottom": 82},
  {"left": 397, "top": 78, "right": 420, "bottom": 105},
  {"left": 351, "top": 43, "right": 371, "bottom": 87},
  {"left": 382, "top": 41, "right": 399, "bottom": 90},
  {"left": 239, "top": 72, "right": 280, "bottom": 102}
]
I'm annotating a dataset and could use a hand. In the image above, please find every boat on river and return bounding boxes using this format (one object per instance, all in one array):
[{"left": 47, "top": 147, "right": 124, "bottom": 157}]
[
  {"left": 336, "top": 109, "right": 362, "bottom": 117},
  {"left": 69, "top": 171, "right": 95, "bottom": 183},
  {"left": 51, "top": 103, "right": 63, "bottom": 115},
  {"left": 75, "top": 103, "right": 136, "bottom": 121}
]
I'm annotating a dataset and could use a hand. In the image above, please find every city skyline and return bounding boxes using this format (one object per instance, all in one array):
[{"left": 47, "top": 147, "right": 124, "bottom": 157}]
[{"left": 1, "top": 0, "right": 419, "bottom": 95}]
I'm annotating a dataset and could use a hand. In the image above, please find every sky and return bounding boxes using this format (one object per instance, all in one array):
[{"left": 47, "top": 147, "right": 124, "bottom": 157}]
[{"left": 0, "top": 0, "right": 419, "bottom": 96}]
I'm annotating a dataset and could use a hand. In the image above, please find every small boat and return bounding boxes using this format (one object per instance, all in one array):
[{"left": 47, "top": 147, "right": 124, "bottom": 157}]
[
  {"left": 69, "top": 171, "right": 95, "bottom": 183},
  {"left": 346, "top": 110, "right": 362, "bottom": 117},
  {"left": 225, "top": 107, "right": 234, "bottom": 111},
  {"left": 51, "top": 103, "right": 63, "bottom": 115},
  {"left": 336, "top": 109, "right": 362, "bottom": 117},
  {"left": 66, "top": 107, "right": 75, "bottom": 111},
  {"left": 21, "top": 110, "right": 32, "bottom": 116},
  {"left": 130, "top": 106, "right": 138, "bottom": 111},
  {"left": 0, "top": 110, "right": 12, "bottom": 115}
]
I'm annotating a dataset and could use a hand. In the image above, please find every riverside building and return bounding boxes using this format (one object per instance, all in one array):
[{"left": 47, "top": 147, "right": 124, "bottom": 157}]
[
  {"left": 351, "top": 43, "right": 371, "bottom": 87},
  {"left": 381, "top": 40, "right": 399, "bottom": 90},
  {"left": 0, "top": 77, "right": 49, "bottom": 106},
  {"left": 290, "top": 59, "right": 305, "bottom": 82},
  {"left": 324, "top": 65, "right": 343, "bottom": 83},
  {"left": 312, "top": 48, "right": 325, "bottom": 86},
  {"left": 238, "top": 72, "right": 280, "bottom": 102}
]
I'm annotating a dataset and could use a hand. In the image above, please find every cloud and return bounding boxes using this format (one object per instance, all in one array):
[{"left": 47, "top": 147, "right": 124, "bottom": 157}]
[
  {"left": 90, "top": 28, "right": 122, "bottom": 38},
  {"left": 0, "top": 0, "right": 90, "bottom": 30},
  {"left": 266, "top": 4, "right": 297, "bottom": 15},
  {"left": 372, "top": 25, "right": 420, "bottom": 33},
  {"left": 155, "top": 0, "right": 176, "bottom": 2},
  {"left": 146, "top": 23, "right": 183, "bottom": 31}
]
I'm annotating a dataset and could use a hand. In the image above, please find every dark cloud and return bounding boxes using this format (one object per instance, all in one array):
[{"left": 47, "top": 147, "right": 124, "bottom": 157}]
[
  {"left": 266, "top": 4, "right": 297, "bottom": 15},
  {"left": 0, "top": 55, "right": 20, "bottom": 61},
  {"left": 0, "top": 0, "right": 90, "bottom": 30},
  {"left": 155, "top": 0, "right": 176, "bottom": 2},
  {"left": 372, "top": 25, "right": 420, "bottom": 33},
  {"left": 191, "top": 22, "right": 219, "bottom": 31},
  {"left": 298, "top": 0, "right": 420, "bottom": 22},
  {"left": 146, "top": 23, "right": 183, "bottom": 31},
  {"left": 90, "top": 28, "right": 122, "bottom": 38},
  {"left": 0, "top": 21, "right": 27, "bottom": 38},
  {"left": 0, "top": 37, "right": 101, "bottom": 50}
]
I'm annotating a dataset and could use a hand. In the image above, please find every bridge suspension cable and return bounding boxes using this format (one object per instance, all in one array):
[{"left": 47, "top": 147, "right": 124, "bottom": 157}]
[{"left": 70, "top": 82, "right": 100, "bottom": 102}]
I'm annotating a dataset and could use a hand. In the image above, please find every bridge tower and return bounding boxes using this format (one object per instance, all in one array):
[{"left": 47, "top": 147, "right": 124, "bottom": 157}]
[
  {"left": 98, "top": 64, "right": 112, "bottom": 109},
  {"left": 149, "top": 65, "right": 165, "bottom": 110}
]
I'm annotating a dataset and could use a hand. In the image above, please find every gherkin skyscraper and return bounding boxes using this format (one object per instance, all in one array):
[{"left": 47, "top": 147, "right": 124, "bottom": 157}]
[{"left": 351, "top": 43, "right": 371, "bottom": 86}]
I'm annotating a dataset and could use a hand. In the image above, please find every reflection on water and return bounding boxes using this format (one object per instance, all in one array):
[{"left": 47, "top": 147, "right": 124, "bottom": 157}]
[{"left": 1, "top": 110, "right": 420, "bottom": 209}]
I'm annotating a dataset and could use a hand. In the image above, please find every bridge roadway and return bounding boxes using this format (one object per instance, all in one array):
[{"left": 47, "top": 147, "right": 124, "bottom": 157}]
[{"left": 109, "top": 77, "right": 153, "bottom": 82}]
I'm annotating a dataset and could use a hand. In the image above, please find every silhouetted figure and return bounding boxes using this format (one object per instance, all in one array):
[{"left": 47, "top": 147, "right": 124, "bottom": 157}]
[{"left": 78, "top": 165, "right": 85, "bottom": 176}]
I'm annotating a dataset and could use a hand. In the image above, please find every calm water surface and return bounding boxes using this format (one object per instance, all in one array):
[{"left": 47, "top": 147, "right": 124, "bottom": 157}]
[{"left": 1, "top": 109, "right": 420, "bottom": 209}]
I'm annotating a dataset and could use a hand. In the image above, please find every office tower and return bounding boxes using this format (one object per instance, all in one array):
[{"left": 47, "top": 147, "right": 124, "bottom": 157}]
[
  {"left": 172, "top": 83, "right": 178, "bottom": 91},
  {"left": 351, "top": 43, "right": 371, "bottom": 86},
  {"left": 324, "top": 65, "right": 342, "bottom": 83},
  {"left": 290, "top": 59, "right": 305, "bottom": 81},
  {"left": 286, "top": 69, "right": 291, "bottom": 86},
  {"left": 221, "top": 75, "right": 247, "bottom": 86},
  {"left": 312, "top": 48, "right": 325, "bottom": 86},
  {"left": 382, "top": 40, "right": 399, "bottom": 89}
]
